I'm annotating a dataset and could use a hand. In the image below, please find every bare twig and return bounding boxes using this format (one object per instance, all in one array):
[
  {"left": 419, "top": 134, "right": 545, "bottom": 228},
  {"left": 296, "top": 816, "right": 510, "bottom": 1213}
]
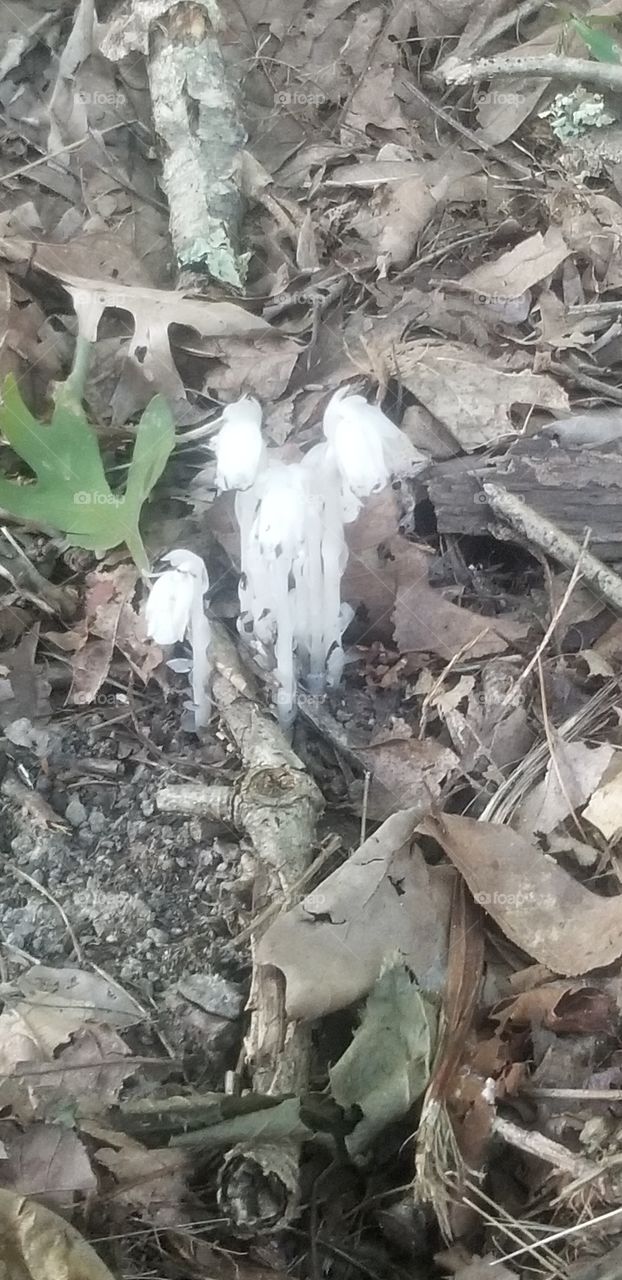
[
  {"left": 493, "top": 1116, "right": 598, "bottom": 1179},
  {"left": 495, "top": 1206, "right": 622, "bottom": 1268},
  {"left": 443, "top": 52, "right": 622, "bottom": 94},
  {"left": 5, "top": 864, "right": 84, "bottom": 963},
  {"left": 499, "top": 530, "right": 589, "bottom": 709},
  {"left": 406, "top": 80, "right": 531, "bottom": 180},
  {"left": 359, "top": 770, "right": 371, "bottom": 847}
]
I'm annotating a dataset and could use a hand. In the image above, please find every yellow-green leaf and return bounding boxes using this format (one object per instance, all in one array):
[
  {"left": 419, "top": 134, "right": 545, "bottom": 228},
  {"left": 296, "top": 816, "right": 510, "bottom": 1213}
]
[{"left": 0, "top": 377, "right": 175, "bottom": 569}]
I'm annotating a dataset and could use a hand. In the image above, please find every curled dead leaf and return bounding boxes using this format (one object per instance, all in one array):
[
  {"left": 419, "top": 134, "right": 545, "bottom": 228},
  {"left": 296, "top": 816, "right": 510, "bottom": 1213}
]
[
  {"left": 420, "top": 813, "right": 622, "bottom": 976},
  {"left": 0, "top": 1187, "right": 115, "bottom": 1279},
  {"left": 258, "top": 809, "right": 453, "bottom": 1019}
]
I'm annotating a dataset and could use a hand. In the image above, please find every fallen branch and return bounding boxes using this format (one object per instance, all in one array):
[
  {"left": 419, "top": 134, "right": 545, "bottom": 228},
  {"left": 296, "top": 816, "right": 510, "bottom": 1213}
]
[
  {"left": 483, "top": 483, "right": 622, "bottom": 612},
  {"left": 157, "top": 625, "right": 323, "bottom": 1228},
  {"left": 161, "top": 621, "right": 323, "bottom": 1099},
  {"left": 443, "top": 52, "right": 622, "bottom": 94},
  {"left": 147, "top": 2, "right": 248, "bottom": 286},
  {"left": 493, "top": 1116, "right": 598, "bottom": 1181}
]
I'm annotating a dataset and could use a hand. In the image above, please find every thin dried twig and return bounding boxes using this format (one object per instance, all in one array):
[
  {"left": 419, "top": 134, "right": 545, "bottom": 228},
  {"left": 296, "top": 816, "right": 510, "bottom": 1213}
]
[
  {"left": 500, "top": 531, "right": 589, "bottom": 709},
  {"left": 496, "top": 1206, "right": 622, "bottom": 1268},
  {"left": 406, "top": 80, "right": 531, "bottom": 180},
  {"left": 443, "top": 52, "right": 622, "bottom": 93},
  {"left": 537, "top": 654, "right": 587, "bottom": 841},
  {"left": 6, "top": 864, "right": 84, "bottom": 963}
]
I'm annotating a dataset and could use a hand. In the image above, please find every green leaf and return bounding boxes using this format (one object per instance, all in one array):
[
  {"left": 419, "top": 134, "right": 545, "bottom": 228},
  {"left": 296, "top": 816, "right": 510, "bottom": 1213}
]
[
  {"left": 329, "top": 962, "right": 438, "bottom": 1156},
  {"left": 0, "top": 376, "right": 175, "bottom": 569},
  {"left": 570, "top": 17, "right": 622, "bottom": 63},
  {"left": 170, "top": 1095, "right": 314, "bottom": 1150}
]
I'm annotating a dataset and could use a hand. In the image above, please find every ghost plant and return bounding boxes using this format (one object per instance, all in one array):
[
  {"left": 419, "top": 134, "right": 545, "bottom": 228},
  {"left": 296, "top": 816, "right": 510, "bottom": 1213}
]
[
  {"left": 214, "top": 390, "right": 427, "bottom": 727},
  {"left": 145, "top": 549, "right": 211, "bottom": 729}
]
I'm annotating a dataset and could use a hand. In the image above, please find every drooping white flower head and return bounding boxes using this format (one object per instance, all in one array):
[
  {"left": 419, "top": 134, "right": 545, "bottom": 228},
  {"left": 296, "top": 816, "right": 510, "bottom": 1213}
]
[
  {"left": 145, "top": 549, "right": 209, "bottom": 645},
  {"left": 214, "top": 395, "right": 265, "bottom": 492},
  {"left": 323, "top": 389, "right": 389, "bottom": 499},
  {"left": 323, "top": 388, "right": 428, "bottom": 501},
  {"left": 146, "top": 549, "right": 212, "bottom": 730}
]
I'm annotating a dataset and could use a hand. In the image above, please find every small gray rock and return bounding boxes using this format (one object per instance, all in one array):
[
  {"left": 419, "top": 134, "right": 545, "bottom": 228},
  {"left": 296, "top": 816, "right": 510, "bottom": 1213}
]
[{"left": 65, "top": 798, "right": 88, "bottom": 827}]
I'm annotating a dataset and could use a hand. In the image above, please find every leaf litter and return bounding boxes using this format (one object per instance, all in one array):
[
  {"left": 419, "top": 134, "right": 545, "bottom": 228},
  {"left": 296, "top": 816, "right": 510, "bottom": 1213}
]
[{"left": 4, "top": 0, "right": 622, "bottom": 1276}]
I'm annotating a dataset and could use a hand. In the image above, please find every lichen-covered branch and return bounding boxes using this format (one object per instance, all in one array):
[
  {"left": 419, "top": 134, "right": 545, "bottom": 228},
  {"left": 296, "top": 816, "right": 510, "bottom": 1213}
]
[{"left": 148, "top": 0, "right": 248, "bottom": 286}]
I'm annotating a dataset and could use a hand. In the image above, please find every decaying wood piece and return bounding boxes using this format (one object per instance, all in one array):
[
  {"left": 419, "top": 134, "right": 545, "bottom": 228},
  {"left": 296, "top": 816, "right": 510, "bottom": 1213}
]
[
  {"left": 148, "top": 0, "right": 248, "bottom": 286},
  {"left": 425, "top": 439, "right": 622, "bottom": 560},
  {"left": 484, "top": 483, "right": 622, "bottom": 613}
]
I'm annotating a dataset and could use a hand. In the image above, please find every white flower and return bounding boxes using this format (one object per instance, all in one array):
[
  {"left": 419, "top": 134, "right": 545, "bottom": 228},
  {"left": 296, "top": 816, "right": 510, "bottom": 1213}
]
[
  {"left": 323, "top": 388, "right": 428, "bottom": 500},
  {"left": 145, "top": 549, "right": 209, "bottom": 645},
  {"left": 146, "top": 549, "right": 212, "bottom": 730},
  {"left": 323, "top": 390, "right": 389, "bottom": 498},
  {"left": 214, "top": 395, "right": 264, "bottom": 491}
]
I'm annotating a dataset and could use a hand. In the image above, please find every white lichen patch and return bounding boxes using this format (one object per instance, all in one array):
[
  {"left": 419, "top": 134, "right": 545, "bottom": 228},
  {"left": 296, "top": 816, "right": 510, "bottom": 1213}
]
[{"left": 540, "top": 86, "right": 616, "bottom": 141}]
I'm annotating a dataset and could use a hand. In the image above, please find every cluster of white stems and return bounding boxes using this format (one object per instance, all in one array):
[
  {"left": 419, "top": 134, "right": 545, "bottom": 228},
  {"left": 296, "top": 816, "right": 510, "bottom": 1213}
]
[{"left": 146, "top": 391, "right": 425, "bottom": 730}]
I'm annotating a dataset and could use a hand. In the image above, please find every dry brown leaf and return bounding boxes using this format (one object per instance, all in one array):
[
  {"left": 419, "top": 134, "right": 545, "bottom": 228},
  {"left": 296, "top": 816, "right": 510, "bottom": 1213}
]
[
  {"left": 258, "top": 809, "right": 453, "bottom": 1020},
  {"left": 412, "top": 0, "right": 472, "bottom": 37},
  {"left": 391, "top": 542, "right": 525, "bottom": 660},
  {"left": 95, "top": 1145, "right": 189, "bottom": 1226},
  {"left": 542, "top": 408, "right": 622, "bottom": 448},
  {"left": 0, "top": 235, "right": 152, "bottom": 290},
  {"left": 354, "top": 158, "right": 485, "bottom": 273},
  {"left": 491, "top": 984, "right": 615, "bottom": 1037},
  {"left": 0, "top": 1186, "right": 115, "bottom": 1278},
  {"left": 559, "top": 191, "right": 622, "bottom": 290},
  {"left": 0, "top": 970, "right": 140, "bottom": 1120},
  {"left": 27, "top": 1026, "right": 134, "bottom": 1120},
  {"left": 0, "top": 629, "right": 51, "bottom": 728},
  {"left": 450, "top": 1258, "right": 518, "bottom": 1280},
  {"left": 460, "top": 11, "right": 587, "bottom": 146},
  {"left": 514, "top": 738, "right": 614, "bottom": 837},
  {"left": 454, "top": 228, "right": 569, "bottom": 301},
  {"left": 11, "top": 966, "right": 143, "bottom": 1046},
  {"left": 185, "top": 332, "right": 299, "bottom": 403},
  {"left": 46, "top": 566, "right": 161, "bottom": 705},
  {"left": 583, "top": 763, "right": 622, "bottom": 839},
  {"left": 420, "top": 812, "right": 622, "bottom": 976},
  {"left": 387, "top": 340, "right": 570, "bottom": 450},
  {"left": 439, "top": 663, "right": 534, "bottom": 777},
  {"left": 0, "top": 243, "right": 279, "bottom": 421},
  {"left": 0, "top": 1123, "right": 96, "bottom": 1208},
  {"left": 344, "top": 538, "right": 526, "bottom": 654},
  {"left": 356, "top": 721, "right": 458, "bottom": 820}
]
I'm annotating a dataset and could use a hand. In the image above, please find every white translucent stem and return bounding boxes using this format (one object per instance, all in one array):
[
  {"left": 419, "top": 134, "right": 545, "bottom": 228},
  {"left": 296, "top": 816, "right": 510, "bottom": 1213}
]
[
  {"left": 321, "top": 515, "right": 347, "bottom": 688},
  {"left": 235, "top": 487, "right": 256, "bottom": 627},
  {"left": 273, "top": 560, "right": 296, "bottom": 727},
  {"left": 189, "top": 598, "right": 212, "bottom": 729}
]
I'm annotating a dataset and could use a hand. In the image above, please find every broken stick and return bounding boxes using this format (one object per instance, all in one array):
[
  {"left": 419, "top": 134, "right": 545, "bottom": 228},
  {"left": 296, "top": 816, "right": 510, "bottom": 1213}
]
[{"left": 483, "top": 483, "right": 622, "bottom": 613}]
